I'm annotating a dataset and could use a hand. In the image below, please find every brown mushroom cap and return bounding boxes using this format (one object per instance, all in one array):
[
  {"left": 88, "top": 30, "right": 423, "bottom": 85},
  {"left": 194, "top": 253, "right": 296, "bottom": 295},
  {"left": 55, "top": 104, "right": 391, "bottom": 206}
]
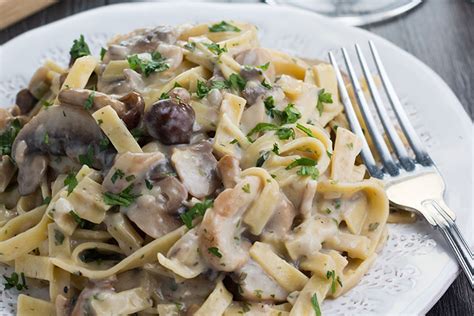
[{"left": 12, "top": 105, "right": 112, "bottom": 195}]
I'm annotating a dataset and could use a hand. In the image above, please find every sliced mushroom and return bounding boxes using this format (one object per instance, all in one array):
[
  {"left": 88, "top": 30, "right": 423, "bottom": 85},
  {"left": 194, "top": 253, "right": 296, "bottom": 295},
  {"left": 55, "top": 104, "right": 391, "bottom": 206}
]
[
  {"left": 124, "top": 176, "right": 187, "bottom": 238},
  {"left": 58, "top": 89, "right": 145, "bottom": 129},
  {"left": 242, "top": 80, "right": 268, "bottom": 105},
  {"left": 198, "top": 176, "right": 261, "bottom": 271},
  {"left": 111, "top": 26, "right": 178, "bottom": 55},
  {"left": 217, "top": 155, "right": 241, "bottom": 189},
  {"left": 171, "top": 141, "right": 219, "bottom": 198},
  {"left": 168, "top": 87, "right": 191, "bottom": 104},
  {"left": 104, "top": 44, "right": 129, "bottom": 62},
  {"left": 103, "top": 152, "right": 166, "bottom": 194},
  {"left": 15, "top": 88, "right": 38, "bottom": 114},
  {"left": 157, "top": 43, "right": 183, "bottom": 71},
  {"left": 235, "top": 48, "right": 275, "bottom": 82},
  {"left": 0, "top": 109, "right": 12, "bottom": 132},
  {"left": 232, "top": 259, "right": 288, "bottom": 302},
  {"left": 71, "top": 279, "right": 115, "bottom": 316},
  {"left": 262, "top": 195, "right": 296, "bottom": 238},
  {"left": 0, "top": 156, "right": 16, "bottom": 192},
  {"left": 12, "top": 106, "right": 113, "bottom": 195}
]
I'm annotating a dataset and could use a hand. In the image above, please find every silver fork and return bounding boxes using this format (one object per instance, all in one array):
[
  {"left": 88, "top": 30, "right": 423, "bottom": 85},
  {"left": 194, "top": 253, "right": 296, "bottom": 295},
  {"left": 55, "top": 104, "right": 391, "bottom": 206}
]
[{"left": 328, "top": 41, "right": 474, "bottom": 288}]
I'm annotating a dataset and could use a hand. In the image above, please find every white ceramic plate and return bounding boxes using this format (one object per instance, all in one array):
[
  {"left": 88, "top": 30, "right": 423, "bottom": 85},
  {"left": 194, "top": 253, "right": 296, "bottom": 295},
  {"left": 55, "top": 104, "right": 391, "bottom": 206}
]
[{"left": 0, "top": 3, "right": 472, "bottom": 315}]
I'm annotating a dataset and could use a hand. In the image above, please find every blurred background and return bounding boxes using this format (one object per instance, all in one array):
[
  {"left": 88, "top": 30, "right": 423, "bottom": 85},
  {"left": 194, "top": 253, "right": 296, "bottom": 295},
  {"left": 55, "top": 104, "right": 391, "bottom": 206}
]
[{"left": 0, "top": 1, "right": 472, "bottom": 315}]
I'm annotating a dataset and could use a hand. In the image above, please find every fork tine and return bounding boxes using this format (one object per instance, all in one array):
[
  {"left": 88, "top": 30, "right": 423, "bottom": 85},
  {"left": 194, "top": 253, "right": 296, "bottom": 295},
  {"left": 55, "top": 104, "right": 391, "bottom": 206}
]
[
  {"left": 328, "top": 52, "right": 384, "bottom": 179},
  {"left": 369, "top": 41, "right": 432, "bottom": 166},
  {"left": 355, "top": 44, "right": 416, "bottom": 171},
  {"left": 340, "top": 47, "right": 400, "bottom": 176}
]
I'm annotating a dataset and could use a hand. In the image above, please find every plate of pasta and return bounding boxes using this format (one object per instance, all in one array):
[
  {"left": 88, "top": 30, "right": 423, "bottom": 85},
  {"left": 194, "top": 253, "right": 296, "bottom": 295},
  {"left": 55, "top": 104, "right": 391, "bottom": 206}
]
[{"left": 0, "top": 2, "right": 472, "bottom": 316}]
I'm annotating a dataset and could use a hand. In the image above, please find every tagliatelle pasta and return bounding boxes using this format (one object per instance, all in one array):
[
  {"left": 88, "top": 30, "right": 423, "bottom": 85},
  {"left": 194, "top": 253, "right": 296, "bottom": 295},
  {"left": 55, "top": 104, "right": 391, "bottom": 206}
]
[{"left": 0, "top": 20, "right": 390, "bottom": 315}]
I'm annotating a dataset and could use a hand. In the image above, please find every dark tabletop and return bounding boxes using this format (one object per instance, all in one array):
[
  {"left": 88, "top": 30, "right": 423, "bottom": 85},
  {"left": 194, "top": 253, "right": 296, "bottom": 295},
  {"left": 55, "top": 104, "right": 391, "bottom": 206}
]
[{"left": 0, "top": 0, "right": 472, "bottom": 314}]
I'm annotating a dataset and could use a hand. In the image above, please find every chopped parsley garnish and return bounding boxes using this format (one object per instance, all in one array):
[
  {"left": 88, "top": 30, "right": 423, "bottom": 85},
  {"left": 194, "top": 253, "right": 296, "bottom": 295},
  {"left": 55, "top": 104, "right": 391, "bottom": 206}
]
[
  {"left": 54, "top": 229, "right": 65, "bottom": 246},
  {"left": 159, "top": 92, "right": 169, "bottom": 100},
  {"left": 228, "top": 73, "right": 246, "bottom": 91},
  {"left": 247, "top": 123, "right": 295, "bottom": 141},
  {"left": 327, "top": 150, "right": 333, "bottom": 158},
  {"left": 111, "top": 169, "right": 125, "bottom": 184},
  {"left": 346, "top": 142, "right": 354, "bottom": 150},
  {"left": 334, "top": 199, "right": 341, "bottom": 209},
  {"left": 297, "top": 165, "right": 319, "bottom": 180},
  {"left": 256, "top": 151, "right": 270, "bottom": 167},
  {"left": 257, "top": 62, "right": 270, "bottom": 71},
  {"left": 272, "top": 143, "right": 280, "bottom": 155},
  {"left": 296, "top": 123, "right": 316, "bottom": 138},
  {"left": 316, "top": 88, "right": 333, "bottom": 116},
  {"left": 325, "top": 208, "right": 332, "bottom": 214},
  {"left": 368, "top": 222, "right": 380, "bottom": 231},
  {"left": 275, "top": 127, "right": 295, "bottom": 140},
  {"left": 84, "top": 90, "right": 95, "bottom": 110},
  {"left": 230, "top": 139, "right": 239, "bottom": 145},
  {"left": 42, "top": 99, "right": 53, "bottom": 107},
  {"left": 43, "top": 132, "right": 49, "bottom": 145},
  {"left": 196, "top": 80, "right": 210, "bottom": 99},
  {"left": 286, "top": 157, "right": 317, "bottom": 170},
  {"left": 100, "top": 47, "right": 107, "bottom": 61},
  {"left": 103, "top": 185, "right": 141, "bottom": 207},
  {"left": 64, "top": 173, "right": 78, "bottom": 195},
  {"left": 209, "top": 21, "right": 241, "bottom": 33},
  {"left": 3, "top": 272, "right": 28, "bottom": 291},
  {"left": 207, "top": 247, "right": 223, "bottom": 258},
  {"left": 210, "top": 80, "right": 230, "bottom": 90},
  {"left": 78, "top": 145, "right": 94, "bottom": 167},
  {"left": 69, "top": 34, "right": 91, "bottom": 62},
  {"left": 0, "top": 119, "right": 21, "bottom": 156},
  {"left": 311, "top": 293, "right": 321, "bottom": 316},
  {"left": 204, "top": 42, "right": 227, "bottom": 55},
  {"left": 145, "top": 179, "right": 153, "bottom": 190},
  {"left": 125, "top": 175, "right": 135, "bottom": 182},
  {"left": 254, "top": 289, "right": 263, "bottom": 299},
  {"left": 99, "top": 137, "right": 110, "bottom": 151},
  {"left": 326, "top": 270, "right": 343, "bottom": 294},
  {"left": 242, "top": 183, "right": 251, "bottom": 193},
  {"left": 69, "top": 210, "right": 86, "bottom": 228},
  {"left": 274, "top": 103, "right": 301, "bottom": 124},
  {"left": 184, "top": 42, "right": 196, "bottom": 51},
  {"left": 180, "top": 198, "right": 214, "bottom": 229},
  {"left": 42, "top": 196, "right": 52, "bottom": 205},
  {"left": 127, "top": 52, "right": 169, "bottom": 77},
  {"left": 264, "top": 96, "right": 275, "bottom": 116},
  {"left": 261, "top": 79, "right": 272, "bottom": 89}
]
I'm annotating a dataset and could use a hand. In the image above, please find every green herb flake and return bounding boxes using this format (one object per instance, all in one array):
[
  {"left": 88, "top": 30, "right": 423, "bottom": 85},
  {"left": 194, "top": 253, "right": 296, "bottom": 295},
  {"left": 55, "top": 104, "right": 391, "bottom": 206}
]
[
  {"left": 43, "top": 132, "right": 49, "bottom": 145},
  {"left": 257, "top": 62, "right": 270, "bottom": 71},
  {"left": 327, "top": 150, "right": 333, "bottom": 158},
  {"left": 42, "top": 100, "right": 53, "bottom": 107},
  {"left": 42, "top": 196, "right": 52, "bottom": 205},
  {"left": 242, "top": 183, "right": 251, "bottom": 193},
  {"left": 78, "top": 145, "right": 94, "bottom": 167},
  {"left": 256, "top": 151, "right": 270, "bottom": 167},
  {"left": 272, "top": 143, "right": 280, "bottom": 155},
  {"left": 334, "top": 199, "right": 341, "bottom": 209},
  {"left": 127, "top": 52, "right": 169, "bottom": 77},
  {"left": 311, "top": 293, "right": 321, "bottom": 316},
  {"left": 204, "top": 42, "right": 227, "bottom": 56},
  {"left": 254, "top": 289, "right": 263, "bottom": 299},
  {"left": 69, "top": 210, "right": 86, "bottom": 228},
  {"left": 207, "top": 247, "right": 223, "bottom": 258},
  {"left": 100, "top": 47, "right": 107, "bottom": 61},
  {"left": 325, "top": 208, "right": 332, "bottom": 214},
  {"left": 184, "top": 42, "right": 196, "bottom": 51},
  {"left": 316, "top": 88, "right": 333, "bottom": 116},
  {"left": 275, "top": 127, "right": 295, "bottom": 140},
  {"left": 0, "top": 119, "right": 21, "bottom": 156},
  {"left": 125, "top": 175, "right": 135, "bottom": 182},
  {"left": 296, "top": 123, "right": 316, "bottom": 138},
  {"left": 264, "top": 96, "right": 275, "bottom": 117},
  {"left": 99, "top": 137, "right": 110, "bottom": 151},
  {"left": 103, "top": 185, "right": 141, "bottom": 207},
  {"left": 230, "top": 139, "right": 239, "bottom": 145},
  {"left": 326, "top": 270, "right": 340, "bottom": 294},
  {"left": 228, "top": 73, "right": 247, "bottom": 91},
  {"left": 180, "top": 198, "right": 214, "bottom": 229},
  {"left": 84, "top": 91, "right": 95, "bottom": 110},
  {"left": 54, "top": 229, "right": 65, "bottom": 246},
  {"left": 261, "top": 79, "right": 272, "bottom": 89},
  {"left": 346, "top": 142, "right": 354, "bottom": 150},
  {"left": 297, "top": 165, "right": 320, "bottom": 180},
  {"left": 64, "top": 173, "right": 78, "bottom": 195},
  {"left": 145, "top": 179, "right": 153, "bottom": 190},
  {"left": 196, "top": 80, "right": 210, "bottom": 99},
  {"left": 69, "top": 34, "right": 91, "bottom": 62},
  {"left": 209, "top": 21, "right": 241, "bottom": 33},
  {"left": 111, "top": 169, "right": 125, "bottom": 184},
  {"left": 286, "top": 157, "right": 317, "bottom": 170},
  {"left": 3, "top": 272, "right": 28, "bottom": 291},
  {"left": 368, "top": 222, "right": 380, "bottom": 231},
  {"left": 275, "top": 103, "right": 301, "bottom": 124}
]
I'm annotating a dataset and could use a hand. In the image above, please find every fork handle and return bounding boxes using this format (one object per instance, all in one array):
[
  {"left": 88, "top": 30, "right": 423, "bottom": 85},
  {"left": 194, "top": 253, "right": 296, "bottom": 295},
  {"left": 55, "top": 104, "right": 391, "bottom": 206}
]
[{"left": 423, "top": 199, "right": 474, "bottom": 288}]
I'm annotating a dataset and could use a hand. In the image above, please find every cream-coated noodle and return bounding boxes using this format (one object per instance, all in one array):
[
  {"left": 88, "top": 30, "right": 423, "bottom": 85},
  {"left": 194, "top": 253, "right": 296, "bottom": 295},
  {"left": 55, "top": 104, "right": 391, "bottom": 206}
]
[{"left": 0, "top": 21, "right": 390, "bottom": 315}]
